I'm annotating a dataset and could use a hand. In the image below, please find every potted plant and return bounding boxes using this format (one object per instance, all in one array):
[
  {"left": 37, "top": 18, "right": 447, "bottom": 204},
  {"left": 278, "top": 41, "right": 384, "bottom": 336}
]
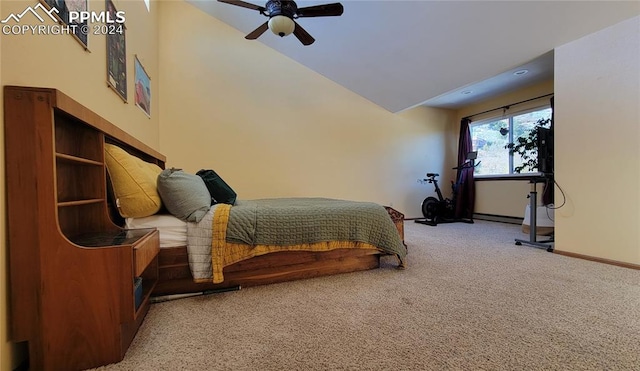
[{"left": 504, "top": 118, "right": 551, "bottom": 173}]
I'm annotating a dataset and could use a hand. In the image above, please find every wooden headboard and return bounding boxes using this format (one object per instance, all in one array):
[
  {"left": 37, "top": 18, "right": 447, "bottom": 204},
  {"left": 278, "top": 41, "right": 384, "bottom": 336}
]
[
  {"left": 7, "top": 86, "right": 165, "bottom": 229},
  {"left": 3, "top": 86, "right": 165, "bottom": 369}
]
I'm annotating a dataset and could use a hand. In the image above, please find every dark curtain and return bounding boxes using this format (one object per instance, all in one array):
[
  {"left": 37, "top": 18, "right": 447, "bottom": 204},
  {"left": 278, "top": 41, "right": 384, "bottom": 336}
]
[
  {"left": 542, "top": 97, "right": 554, "bottom": 205},
  {"left": 454, "top": 118, "right": 475, "bottom": 219}
]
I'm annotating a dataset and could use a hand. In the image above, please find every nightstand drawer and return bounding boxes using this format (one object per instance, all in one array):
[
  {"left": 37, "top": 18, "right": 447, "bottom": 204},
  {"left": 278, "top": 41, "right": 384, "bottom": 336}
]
[{"left": 134, "top": 230, "right": 160, "bottom": 276}]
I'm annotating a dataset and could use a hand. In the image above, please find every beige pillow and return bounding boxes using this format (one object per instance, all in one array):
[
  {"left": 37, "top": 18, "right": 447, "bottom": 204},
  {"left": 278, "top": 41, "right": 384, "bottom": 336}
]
[{"left": 104, "top": 143, "right": 163, "bottom": 218}]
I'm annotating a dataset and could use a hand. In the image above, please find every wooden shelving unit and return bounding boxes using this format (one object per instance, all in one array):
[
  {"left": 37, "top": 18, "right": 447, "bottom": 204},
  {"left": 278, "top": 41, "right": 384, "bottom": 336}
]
[{"left": 3, "top": 86, "right": 165, "bottom": 370}]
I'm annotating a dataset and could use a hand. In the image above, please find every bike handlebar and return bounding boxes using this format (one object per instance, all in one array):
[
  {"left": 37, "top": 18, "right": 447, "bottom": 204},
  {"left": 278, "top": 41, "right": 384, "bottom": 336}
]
[
  {"left": 423, "top": 161, "right": 482, "bottom": 179},
  {"left": 452, "top": 160, "right": 481, "bottom": 170}
]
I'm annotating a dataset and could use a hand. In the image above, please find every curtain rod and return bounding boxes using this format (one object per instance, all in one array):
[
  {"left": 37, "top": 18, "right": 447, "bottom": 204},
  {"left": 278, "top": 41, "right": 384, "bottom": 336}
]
[{"left": 463, "top": 93, "right": 554, "bottom": 120}]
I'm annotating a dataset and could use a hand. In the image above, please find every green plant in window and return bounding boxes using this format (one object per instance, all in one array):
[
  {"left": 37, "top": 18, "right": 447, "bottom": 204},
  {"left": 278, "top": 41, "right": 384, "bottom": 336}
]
[{"left": 505, "top": 118, "right": 551, "bottom": 173}]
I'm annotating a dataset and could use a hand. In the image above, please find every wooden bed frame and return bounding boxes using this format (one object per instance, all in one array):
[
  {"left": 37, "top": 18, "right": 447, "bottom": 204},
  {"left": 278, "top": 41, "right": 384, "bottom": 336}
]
[
  {"left": 4, "top": 86, "right": 399, "bottom": 369},
  {"left": 154, "top": 210, "right": 405, "bottom": 295},
  {"left": 155, "top": 246, "right": 380, "bottom": 295}
]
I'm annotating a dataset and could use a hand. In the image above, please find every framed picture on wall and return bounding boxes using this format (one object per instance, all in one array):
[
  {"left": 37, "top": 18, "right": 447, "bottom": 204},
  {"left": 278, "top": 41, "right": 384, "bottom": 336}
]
[
  {"left": 106, "top": 0, "right": 127, "bottom": 101},
  {"left": 134, "top": 56, "right": 151, "bottom": 117},
  {"left": 40, "top": 0, "right": 89, "bottom": 49}
]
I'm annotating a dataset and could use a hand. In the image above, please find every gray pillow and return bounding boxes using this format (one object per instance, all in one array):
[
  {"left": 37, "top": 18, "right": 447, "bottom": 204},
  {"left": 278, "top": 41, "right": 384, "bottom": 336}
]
[{"left": 157, "top": 168, "right": 211, "bottom": 222}]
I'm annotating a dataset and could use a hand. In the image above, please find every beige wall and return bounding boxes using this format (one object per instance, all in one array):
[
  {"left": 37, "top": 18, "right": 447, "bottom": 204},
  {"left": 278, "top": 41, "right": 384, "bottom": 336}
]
[
  {"left": 554, "top": 16, "right": 639, "bottom": 264},
  {"left": 456, "top": 80, "right": 554, "bottom": 218},
  {"left": 1, "top": 0, "right": 160, "bottom": 147},
  {"left": 0, "top": 0, "right": 160, "bottom": 368},
  {"left": 157, "top": 1, "right": 455, "bottom": 219}
]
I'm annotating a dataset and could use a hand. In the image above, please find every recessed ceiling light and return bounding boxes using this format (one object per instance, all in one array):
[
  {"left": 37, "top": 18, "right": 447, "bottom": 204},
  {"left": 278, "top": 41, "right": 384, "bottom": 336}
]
[
  {"left": 514, "top": 69, "right": 529, "bottom": 76},
  {"left": 461, "top": 90, "right": 473, "bottom": 95}
]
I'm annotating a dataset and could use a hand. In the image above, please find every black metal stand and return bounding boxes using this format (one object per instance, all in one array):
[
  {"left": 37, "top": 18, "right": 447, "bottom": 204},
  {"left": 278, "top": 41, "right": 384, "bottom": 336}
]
[{"left": 515, "top": 179, "right": 554, "bottom": 252}]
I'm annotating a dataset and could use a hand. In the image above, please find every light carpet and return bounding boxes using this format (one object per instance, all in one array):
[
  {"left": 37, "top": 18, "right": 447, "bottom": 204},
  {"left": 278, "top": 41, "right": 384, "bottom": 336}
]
[{"left": 95, "top": 220, "right": 640, "bottom": 370}]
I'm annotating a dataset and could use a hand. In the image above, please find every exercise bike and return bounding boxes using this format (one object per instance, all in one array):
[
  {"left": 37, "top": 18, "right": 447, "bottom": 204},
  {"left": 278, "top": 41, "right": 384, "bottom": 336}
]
[{"left": 415, "top": 157, "right": 479, "bottom": 226}]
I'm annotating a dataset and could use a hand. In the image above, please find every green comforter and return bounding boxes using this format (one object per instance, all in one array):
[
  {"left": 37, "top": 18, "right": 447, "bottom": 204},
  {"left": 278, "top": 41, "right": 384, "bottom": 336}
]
[{"left": 226, "top": 198, "right": 407, "bottom": 263}]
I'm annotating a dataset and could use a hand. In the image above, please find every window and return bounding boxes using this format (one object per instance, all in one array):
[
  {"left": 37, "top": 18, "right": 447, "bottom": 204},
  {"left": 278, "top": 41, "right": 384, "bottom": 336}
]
[{"left": 470, "top": 107, "right": 552, "bottom": 176}]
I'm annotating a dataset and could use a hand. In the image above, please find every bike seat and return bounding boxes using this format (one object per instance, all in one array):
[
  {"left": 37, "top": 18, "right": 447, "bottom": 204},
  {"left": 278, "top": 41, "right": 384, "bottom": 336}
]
[{"left": 426, "top": 173, "right": 439, "bottom": 177}]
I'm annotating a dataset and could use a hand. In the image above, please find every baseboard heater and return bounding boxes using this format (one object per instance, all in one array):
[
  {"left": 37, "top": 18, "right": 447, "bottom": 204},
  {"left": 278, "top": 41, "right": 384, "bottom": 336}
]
[{"left": 473, "top": 213, "right": 523, "bottom": 225}]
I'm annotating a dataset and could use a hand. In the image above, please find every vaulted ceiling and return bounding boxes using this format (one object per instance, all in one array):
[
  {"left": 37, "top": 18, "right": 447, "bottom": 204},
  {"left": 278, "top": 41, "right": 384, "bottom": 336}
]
[{"left": 189, "top": 0, "right": 640, "bottom": 112}]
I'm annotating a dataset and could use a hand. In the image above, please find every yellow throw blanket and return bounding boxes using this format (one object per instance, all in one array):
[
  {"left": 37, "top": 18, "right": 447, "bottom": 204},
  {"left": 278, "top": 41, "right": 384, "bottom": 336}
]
[{"left": 210, "top": 204, "right": 380, "bottom": 283}]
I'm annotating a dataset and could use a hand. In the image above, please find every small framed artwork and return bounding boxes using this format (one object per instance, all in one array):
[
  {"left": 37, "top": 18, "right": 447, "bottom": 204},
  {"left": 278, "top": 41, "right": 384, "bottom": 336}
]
[
  {"left": 134, "top": 56, "right": 151, "bottom": 117},
  {"left": 41, "top": 0, "right": 89, "bottom": 48},
  {"left": 106, "top": 0, "right": 126, "bottom": 101}
]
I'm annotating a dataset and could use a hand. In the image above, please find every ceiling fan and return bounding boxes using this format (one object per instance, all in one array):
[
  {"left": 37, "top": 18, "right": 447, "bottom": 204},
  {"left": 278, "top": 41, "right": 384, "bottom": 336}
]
[{"left": 217, "top": 0, "right": 344, "bottom": 46}]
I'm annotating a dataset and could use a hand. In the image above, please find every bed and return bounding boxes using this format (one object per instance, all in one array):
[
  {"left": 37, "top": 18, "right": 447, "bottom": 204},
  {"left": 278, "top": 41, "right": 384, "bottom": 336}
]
[
  {"left": 103, "top": 124, "right": 407, "bottom": 298},
  {"left": 121, "top": 198, "right": 406, "bottom": 296}
]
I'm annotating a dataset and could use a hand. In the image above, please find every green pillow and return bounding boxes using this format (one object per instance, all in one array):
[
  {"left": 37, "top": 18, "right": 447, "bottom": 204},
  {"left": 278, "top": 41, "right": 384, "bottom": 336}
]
[
  {"left": 157, "top": 168, "right": 211, "bottom": 222},
  {"left": 196, "top": 169, "right": 237, "bottom": 205}
]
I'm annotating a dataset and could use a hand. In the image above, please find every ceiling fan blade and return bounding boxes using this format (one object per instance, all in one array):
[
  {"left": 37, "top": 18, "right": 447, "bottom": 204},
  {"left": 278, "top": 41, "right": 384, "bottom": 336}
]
[
  {"left": 245, "top": 21, "right": 269, "bottom": 40},
  {"left": 293, "top": 22, "right": 315, "bottom": 46},
  {"left": 296, "top": 3, "right": 343, "bottom": 17},
  {"left": 217, "top": 0, "right": 266, "bottom": 13}
]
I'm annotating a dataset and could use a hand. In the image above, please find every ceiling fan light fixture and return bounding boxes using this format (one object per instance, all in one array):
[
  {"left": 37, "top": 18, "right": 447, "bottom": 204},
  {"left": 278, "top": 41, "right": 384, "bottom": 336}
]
[
  {"left": 268, "top": 15, "right": 295, "bottom": 37},
  {"left": 217, "top": 0, "right": 342, "bottom": 45}
]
